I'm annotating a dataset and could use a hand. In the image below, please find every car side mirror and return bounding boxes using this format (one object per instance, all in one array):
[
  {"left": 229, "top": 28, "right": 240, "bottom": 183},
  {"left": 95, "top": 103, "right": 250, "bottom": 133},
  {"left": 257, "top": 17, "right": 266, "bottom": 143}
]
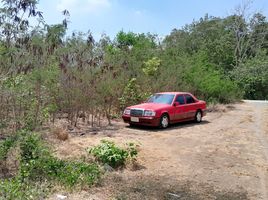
[{"left": 173, "top": 102, "right": 180, "bottom": 107}]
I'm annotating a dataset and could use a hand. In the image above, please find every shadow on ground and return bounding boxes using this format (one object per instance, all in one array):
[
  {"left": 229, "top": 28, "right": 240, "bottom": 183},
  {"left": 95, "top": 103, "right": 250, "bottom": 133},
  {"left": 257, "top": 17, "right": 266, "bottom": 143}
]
[
  {"left": 104, "top": 175, "right": 249, "bottom": 200},
  {"left": 126, "top": 120, "right": 210, "bottom": 132}
]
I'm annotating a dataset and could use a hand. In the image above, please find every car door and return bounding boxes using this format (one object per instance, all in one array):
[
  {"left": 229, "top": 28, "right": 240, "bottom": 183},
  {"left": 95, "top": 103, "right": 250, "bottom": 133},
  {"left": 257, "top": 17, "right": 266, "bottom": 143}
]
[
  {"left": 173, "top": 95, "right": 187, "bottom": 121},
  {"left": 184, "top": 94, "right": 197, "bottom": 119}
]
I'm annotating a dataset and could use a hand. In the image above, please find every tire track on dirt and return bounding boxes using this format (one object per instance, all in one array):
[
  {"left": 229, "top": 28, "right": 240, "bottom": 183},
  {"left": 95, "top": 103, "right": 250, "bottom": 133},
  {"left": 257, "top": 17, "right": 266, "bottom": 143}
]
[{"left": 250, "top": 102, "right": 268, "bottom": 200}]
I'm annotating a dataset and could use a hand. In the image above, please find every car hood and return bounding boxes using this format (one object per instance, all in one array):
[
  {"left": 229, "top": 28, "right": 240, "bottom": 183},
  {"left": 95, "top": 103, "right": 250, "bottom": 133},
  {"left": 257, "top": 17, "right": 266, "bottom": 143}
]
[{"left": 128, "top": 103, "right": 170, "bottom": 111}]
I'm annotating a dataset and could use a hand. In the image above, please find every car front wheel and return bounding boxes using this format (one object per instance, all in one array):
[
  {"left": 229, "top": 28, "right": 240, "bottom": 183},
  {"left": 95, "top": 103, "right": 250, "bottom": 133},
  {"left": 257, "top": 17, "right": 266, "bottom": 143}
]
[{"left": 160, "top": 114, "right": 169, "bottom": 128}]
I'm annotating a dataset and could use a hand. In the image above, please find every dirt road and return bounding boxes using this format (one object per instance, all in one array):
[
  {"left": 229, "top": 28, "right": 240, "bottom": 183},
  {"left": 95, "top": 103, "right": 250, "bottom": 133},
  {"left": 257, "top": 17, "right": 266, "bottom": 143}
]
[{"left": 51, "top": 101, "right": 268, "bottom": 200}]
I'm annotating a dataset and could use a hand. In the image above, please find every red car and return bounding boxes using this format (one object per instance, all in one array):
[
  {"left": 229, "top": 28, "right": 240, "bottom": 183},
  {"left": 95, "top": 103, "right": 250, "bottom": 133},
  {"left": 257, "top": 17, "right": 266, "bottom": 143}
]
[{"left": 122, "top": 92, "right": 206, "bottom": 128}]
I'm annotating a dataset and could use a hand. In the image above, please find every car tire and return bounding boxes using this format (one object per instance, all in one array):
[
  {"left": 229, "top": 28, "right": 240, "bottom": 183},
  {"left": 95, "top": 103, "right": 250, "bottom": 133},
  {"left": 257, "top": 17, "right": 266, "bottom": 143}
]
[
  {"left": 195, "top": 110, "right": 202, "bottom": 123},
  {"left": 159, "top": 114, "right": 169, "bottom": 128}
]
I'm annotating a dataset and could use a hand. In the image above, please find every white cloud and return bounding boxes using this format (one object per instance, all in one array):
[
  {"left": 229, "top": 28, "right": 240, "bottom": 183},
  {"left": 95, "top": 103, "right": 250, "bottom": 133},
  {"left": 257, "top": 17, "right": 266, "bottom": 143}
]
[{"left": 57, "top": 0, "right": 111, "bottom": 14}]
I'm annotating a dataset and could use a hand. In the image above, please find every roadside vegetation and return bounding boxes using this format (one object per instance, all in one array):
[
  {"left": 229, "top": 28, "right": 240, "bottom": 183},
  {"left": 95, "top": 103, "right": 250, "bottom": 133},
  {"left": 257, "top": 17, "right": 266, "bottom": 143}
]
[
  {"left": 0, "top": 131, "right": 100, "bottom": 199},
  {"left": 89, "top": 140, "right": 138, "bottom": 168},
  {"left": 0, "top": 0, "right": 268, "bottom": 199}
]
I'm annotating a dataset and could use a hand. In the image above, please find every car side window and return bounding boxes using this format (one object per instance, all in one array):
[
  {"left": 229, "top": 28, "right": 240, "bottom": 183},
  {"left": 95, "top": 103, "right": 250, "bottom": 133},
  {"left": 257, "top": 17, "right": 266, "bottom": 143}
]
[
  {"left": 175, "top": 95, "right": 185, "bottom": 105},
  {"left": 185, "top": 94, "right": 195, "bottom": 104}
]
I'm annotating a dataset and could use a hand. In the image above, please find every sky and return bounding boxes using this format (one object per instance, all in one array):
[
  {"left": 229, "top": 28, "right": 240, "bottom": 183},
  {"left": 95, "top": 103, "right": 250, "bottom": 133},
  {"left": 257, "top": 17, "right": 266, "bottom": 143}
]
[{"left": 38, "top": 0, "right": 268, "bottom": 40}]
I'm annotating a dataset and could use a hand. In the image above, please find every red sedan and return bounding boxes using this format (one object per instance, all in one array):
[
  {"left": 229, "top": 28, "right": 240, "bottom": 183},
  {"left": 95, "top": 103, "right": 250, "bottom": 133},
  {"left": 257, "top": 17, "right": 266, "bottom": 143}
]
[{"left": 122, "top": 92, "right": 206, "bottom": 128}]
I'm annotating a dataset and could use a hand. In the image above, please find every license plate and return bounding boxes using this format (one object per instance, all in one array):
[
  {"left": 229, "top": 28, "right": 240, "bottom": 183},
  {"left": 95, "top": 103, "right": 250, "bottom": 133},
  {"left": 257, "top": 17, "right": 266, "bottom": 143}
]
[{"left": 131, "top": 117, "right": 139, "bottom": 122}]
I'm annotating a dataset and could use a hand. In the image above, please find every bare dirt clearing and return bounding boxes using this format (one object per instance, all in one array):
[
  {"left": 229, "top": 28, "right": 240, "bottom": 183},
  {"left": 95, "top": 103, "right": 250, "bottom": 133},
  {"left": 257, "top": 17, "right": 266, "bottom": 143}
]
[{"left": 48, "top": 102, "right": 268, "bottom": 200}]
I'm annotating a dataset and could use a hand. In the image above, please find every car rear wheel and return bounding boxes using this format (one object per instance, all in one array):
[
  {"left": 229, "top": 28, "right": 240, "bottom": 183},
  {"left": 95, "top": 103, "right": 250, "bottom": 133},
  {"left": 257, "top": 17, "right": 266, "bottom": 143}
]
[
  {"left": 195, "top": 110, "right": 202, "bottom": 123},
  {"left": 160, "top": 114, "right": 169, "bottom": 128}
]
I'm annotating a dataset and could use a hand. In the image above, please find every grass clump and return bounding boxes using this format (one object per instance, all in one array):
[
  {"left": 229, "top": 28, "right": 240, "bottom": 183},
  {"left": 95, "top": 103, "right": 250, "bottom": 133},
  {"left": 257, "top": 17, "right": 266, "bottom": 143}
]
[
  {"left": 52, "top": 126, "right": 69, "bottom": 141},
  {"left": 88, "top": 140, "right": 138, "bottom": 168}
]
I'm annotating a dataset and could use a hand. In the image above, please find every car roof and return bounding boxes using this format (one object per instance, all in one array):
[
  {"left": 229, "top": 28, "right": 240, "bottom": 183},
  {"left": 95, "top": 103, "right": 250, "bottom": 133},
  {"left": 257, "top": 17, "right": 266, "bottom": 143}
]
[{"left": 156, "top": 92, "right": 191, "bottom": 95}]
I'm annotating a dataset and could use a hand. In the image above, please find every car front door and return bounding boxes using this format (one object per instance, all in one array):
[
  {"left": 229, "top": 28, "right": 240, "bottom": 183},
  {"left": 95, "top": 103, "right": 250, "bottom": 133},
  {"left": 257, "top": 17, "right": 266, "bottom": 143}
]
[{"left": 173, "top": 95, "right": 186, "bottom": 121}]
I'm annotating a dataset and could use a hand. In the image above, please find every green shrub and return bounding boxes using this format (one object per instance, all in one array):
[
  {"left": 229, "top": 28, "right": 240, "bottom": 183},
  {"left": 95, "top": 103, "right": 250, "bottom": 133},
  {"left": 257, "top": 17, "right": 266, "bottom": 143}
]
[
  {"left": 125, "top": 142, "right": 138, "bottom": 160},
  {"left": 19, "top": 154, "right": 100, "bottom": 188},
  {"left": 40, "top": 157, "right": 100, "bottom": 187},
  {"left": 18, "top": 132, "right": 100, "bottom": 187},
  {"left": 57, "top": 160, "right": 100, "bottom": 187},
  {"left": 88, "top": 140, "right": 138, "bottom": 168},
  {"left": 0, "top": 178, "right": 49, "bottom": 200},
  {"left": 19, "top": 132, "right": 48, "bottom": 163},
  {"left": 0, "top": 131, "right": 101, "bottom": 199},
  {"left": 0, "top": 134, "right": 18, "bottom": 161}
]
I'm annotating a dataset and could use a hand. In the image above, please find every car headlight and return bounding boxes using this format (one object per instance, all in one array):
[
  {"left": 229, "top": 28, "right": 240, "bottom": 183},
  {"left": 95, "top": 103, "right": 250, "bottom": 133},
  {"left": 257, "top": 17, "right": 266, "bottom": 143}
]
[
  {"left": 123, "top": 108, "right": 131, "bottom": 115},
  {"left": 143, "top": 110, "right": 156, "bottom": 117}
]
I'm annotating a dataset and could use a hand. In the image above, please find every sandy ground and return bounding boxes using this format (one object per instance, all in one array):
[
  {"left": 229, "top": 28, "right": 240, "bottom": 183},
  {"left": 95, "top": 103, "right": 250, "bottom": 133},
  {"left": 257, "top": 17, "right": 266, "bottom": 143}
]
[{"left": 48, "top": 101, "right": 268, "bottom": 200}]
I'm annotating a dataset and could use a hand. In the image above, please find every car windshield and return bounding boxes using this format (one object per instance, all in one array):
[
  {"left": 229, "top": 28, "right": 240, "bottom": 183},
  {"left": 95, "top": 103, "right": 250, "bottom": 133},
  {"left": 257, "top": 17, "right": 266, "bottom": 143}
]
[{"left": 147, "top": 94, "right": 175, "bottom": 105}]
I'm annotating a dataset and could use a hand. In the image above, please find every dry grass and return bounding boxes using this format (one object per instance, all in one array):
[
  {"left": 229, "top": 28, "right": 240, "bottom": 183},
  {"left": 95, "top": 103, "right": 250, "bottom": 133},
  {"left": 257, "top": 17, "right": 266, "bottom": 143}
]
[
  {"left": 0, "top": 145, "right": 20, "bottom": 179},
  {"left": 52, "top": 127, "right": 69, "bottom": 141},
  {"left": 207, "top": 103, "right": 235, "bottom": 113}
]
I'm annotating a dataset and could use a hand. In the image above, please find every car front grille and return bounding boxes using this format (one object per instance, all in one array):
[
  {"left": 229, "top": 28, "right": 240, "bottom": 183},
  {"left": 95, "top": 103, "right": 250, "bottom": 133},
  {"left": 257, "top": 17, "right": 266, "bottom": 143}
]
[{"left": 130, "top": 109, "right": 144, "bottom": 117}]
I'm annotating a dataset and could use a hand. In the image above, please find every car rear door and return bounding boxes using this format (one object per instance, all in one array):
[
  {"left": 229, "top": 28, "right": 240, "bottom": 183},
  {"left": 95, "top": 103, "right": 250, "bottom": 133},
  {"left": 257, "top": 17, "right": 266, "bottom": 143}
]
[
  {"left": 173, "top": 95, "right": 187, "bottom": 121},
  {"left": 184, "top": 94, "right": 197, "bottom": 119}
]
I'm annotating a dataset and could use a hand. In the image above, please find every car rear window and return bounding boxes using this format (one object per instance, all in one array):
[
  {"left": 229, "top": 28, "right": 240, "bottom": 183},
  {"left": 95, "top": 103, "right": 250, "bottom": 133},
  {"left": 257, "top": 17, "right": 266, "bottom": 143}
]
[{"left": 185, "top": 94, "right": 196, "bottom": 104}]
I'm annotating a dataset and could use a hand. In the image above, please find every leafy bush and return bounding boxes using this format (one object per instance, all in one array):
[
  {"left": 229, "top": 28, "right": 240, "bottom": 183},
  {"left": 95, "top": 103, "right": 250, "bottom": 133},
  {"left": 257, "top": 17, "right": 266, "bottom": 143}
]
[
  {"left": 18, "top": 132, "right": 100, "bottom": 187},
  {"left": 142, "top": 57, "right": 161, "bottom": 76},
  {"left": 125, "top": 142, "right": 138, "bottom": 160},
  {"left": 22, "top": 156, "right": 100, "bottom": 188},
  {"left": 0, "top": 134, "right": 18, "bottom": 161},
  {"left": 89, "top": 140, "right": 138, "bottom": 168},
  {"left": 0, "top": 178, "right": 49, "bottom": 200}
]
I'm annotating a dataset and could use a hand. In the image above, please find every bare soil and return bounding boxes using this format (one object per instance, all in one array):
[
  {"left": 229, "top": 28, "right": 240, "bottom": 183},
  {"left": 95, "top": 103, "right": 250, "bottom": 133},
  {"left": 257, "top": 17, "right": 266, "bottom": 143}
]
[{"left": 48, "top": 102, "right": 268, "bottom": 200}]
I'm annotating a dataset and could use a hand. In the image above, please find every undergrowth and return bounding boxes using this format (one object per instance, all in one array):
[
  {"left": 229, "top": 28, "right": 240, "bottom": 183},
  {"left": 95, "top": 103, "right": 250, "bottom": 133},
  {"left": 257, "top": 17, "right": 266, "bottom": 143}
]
[
  {"left": 89, "top": 140, "right": 138, "bottom": 168},
  {"left": 0, "top": 130, "right": 100, "bottom": 200}
]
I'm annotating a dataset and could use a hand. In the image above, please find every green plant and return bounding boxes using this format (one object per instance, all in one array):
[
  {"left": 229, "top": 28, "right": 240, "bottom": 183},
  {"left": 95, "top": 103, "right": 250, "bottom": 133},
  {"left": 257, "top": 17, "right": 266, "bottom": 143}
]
[
  {"left": 18, "top": 132, "right": 100, "bottom": 187},
  {"left": 142, "top": 57, "right": 161, "bottom": 76},
  {"left": 88, "top": 140, "right": 138, "bottom": 168},
  {"left": 25, "top": 156, "right": 100, "bottom": 188},
  {"left": 119, "top": 78, "right": 143, "bottom": 109},
  {"left": 0, "top": 178, "right": 49, "bottom": 200},
  {"left": 55, "top": 160, "right": 100, "bottom": 187},
  {"left": 0, "top": 134, "right": 18, "bottom": 161},
  {"left": 126, "top": 142, "right": 138, "bottom": 161},
  {"left": 0, "top": 131, "right": 100, "bottom": 199}
]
